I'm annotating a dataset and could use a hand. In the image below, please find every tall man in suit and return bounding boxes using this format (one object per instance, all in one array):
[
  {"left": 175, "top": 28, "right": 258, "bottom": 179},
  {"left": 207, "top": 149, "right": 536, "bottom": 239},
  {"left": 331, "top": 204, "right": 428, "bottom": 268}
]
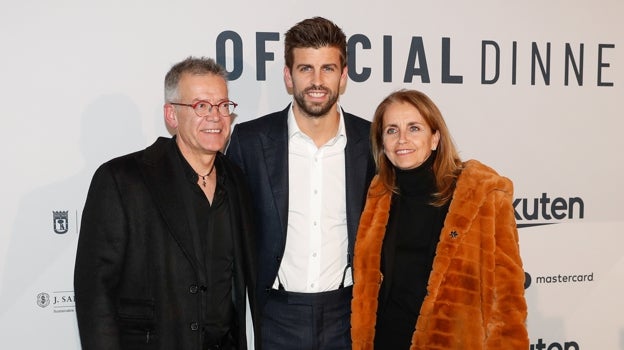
[
  {"left": 74, "top": 57, "right": 258, "bottom": 350},
  {"left": 227, "top": 17, "right": 375, "bottom": 349}
]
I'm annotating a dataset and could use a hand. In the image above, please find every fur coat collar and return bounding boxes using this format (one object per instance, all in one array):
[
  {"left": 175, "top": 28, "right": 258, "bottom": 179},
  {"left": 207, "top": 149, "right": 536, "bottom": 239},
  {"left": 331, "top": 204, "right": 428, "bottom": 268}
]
[{"left": 351, "top": 160, "right": 529, "bottom": 349}]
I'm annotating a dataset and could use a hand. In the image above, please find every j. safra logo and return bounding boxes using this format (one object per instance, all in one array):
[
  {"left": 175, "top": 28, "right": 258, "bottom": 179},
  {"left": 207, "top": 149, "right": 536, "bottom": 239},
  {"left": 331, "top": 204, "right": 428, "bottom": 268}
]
[
  {"left": 36, "top": 292, "right": 50, "bottom": 308},
  {"left": 36, "top": 291, "right": 75, "bottom": 313},
  {"left": 514, "top": 193, "right": 584, "bottom": 228}
]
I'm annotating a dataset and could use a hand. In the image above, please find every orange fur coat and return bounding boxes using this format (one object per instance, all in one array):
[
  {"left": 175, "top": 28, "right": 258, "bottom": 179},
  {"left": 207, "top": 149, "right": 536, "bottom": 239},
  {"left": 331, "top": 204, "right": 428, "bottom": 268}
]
[{"left": 351, "top": 160, "right": 529, "bottom": 349}]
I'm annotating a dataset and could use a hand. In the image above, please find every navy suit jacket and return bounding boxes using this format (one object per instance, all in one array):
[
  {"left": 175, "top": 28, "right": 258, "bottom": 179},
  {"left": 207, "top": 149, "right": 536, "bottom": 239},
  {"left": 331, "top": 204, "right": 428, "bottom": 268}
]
[{"left": 226, "top": 105, "right": 375, "bottom": 310}]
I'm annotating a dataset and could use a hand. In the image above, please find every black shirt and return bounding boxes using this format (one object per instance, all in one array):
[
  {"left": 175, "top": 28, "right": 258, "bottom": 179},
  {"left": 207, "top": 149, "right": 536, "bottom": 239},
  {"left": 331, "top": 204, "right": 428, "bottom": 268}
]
[
  {"left": 175, "top": 144, "right": 235, "bottom": 346},
  {"left": 375, "top": 153, "right": 449, "bottom": 349}
]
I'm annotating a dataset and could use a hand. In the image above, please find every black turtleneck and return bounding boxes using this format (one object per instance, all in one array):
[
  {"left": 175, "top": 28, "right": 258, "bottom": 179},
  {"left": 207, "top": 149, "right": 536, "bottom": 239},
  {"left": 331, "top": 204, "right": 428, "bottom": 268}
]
[{"left": 374, "top": 152, "right": 450, "bottom": 350}]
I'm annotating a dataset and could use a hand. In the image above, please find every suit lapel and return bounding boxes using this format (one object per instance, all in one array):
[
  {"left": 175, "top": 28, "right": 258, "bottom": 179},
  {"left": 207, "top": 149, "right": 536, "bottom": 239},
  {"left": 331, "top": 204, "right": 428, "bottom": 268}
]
[
  {"left": 260, "top": 110, "right": 290, "bottom": 238},
  {"left": 344, "top": 114, "right": 372, "bottom": 253},
  {"left": 138, "top": 138, "right": 200, "bottom": 272},
  {"left": 261, "top": 110, "right": 371, "bottom": 252}
]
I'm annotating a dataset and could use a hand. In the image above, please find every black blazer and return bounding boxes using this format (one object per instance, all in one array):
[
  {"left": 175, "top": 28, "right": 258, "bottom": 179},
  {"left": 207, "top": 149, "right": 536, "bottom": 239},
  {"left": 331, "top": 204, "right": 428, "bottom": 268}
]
[
  {"left": 74, "top": 137, "right": 258, "bottom": 350},
  {"left": 227, "top": 105, "right": 375, "bottom": 309}
]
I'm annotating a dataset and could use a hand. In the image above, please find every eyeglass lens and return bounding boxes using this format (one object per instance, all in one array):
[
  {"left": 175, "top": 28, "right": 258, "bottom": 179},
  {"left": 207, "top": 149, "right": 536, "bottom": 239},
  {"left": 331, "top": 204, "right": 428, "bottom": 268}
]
[{"left": 195, "top": 102, "right": 235, "bottom": 117}]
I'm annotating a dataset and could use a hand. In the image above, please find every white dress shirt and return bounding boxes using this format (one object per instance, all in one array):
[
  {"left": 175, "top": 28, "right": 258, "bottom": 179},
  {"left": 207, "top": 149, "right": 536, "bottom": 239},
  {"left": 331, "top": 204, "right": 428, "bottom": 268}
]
[{"left": 273, "top": 104, "right": 350, "bottom": 293}]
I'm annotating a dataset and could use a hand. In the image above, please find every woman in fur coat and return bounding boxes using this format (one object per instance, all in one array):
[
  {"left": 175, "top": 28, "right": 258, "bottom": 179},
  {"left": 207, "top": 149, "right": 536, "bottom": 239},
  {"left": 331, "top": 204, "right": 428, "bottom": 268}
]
[{"left": 351, "top": 89, "right": 529, "bottom": 349}]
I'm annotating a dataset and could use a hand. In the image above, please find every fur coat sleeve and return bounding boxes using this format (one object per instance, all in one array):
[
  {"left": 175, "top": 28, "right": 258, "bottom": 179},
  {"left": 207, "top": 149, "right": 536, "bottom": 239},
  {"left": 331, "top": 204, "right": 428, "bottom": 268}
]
[{"left": 351, "top": 160, "right": 529, "bottom": 349}]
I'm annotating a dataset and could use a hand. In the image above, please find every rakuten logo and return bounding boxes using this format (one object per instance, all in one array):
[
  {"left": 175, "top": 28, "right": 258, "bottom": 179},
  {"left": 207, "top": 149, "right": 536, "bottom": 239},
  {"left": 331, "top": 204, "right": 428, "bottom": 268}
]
[
  {"left": 531, "top": 338, "right": 580, "bottom": 349},
  {"left": 514, "top": 193, "right": 584, "bottom": 228}
]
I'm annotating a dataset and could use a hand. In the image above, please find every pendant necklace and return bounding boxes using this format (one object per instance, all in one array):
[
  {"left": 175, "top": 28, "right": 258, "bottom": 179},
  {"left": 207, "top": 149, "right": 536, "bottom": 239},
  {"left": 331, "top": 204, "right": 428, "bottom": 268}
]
[{"left": 197, "top": 163, "right": 216, "bottom": 188}]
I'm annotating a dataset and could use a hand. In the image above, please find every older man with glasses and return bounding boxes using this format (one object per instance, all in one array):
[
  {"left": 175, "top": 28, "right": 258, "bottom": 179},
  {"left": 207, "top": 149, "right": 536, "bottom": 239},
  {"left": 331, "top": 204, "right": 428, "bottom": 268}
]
[{"left": 74, "top": 56, "right": 258, "bottom": 350}]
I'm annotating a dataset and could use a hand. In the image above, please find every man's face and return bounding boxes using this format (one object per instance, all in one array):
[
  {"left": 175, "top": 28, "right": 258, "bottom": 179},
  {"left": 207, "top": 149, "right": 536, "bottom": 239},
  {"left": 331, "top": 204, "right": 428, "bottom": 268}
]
[
  {"left": 284, "top": 46, "right": 348, "bottom": 118},
  {"left": 165, "top": 73, "right": 232, "bottom": 156}
]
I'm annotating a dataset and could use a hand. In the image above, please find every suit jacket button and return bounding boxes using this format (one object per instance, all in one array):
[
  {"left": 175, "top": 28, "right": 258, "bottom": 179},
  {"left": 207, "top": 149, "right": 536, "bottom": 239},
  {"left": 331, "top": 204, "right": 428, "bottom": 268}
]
[
  {"left": 190, "top": 322, "right": 199, "bottom": 331},
  {"left": 189, "top": 285, "right": 198, "bottom": 294}
]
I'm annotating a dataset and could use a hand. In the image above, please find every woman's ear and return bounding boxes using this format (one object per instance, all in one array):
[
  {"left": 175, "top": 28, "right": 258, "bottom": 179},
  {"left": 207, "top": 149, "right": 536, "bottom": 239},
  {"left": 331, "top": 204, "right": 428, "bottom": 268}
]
[{"left": 432, "top": 130, "right": 440, "bottom": 151}]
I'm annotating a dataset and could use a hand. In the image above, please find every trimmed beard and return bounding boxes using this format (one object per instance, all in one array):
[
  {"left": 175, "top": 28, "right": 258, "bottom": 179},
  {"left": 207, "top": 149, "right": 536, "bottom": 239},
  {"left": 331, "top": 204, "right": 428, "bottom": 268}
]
[{"left": 293, "top": 85, "right": 339, "bottom": 118}]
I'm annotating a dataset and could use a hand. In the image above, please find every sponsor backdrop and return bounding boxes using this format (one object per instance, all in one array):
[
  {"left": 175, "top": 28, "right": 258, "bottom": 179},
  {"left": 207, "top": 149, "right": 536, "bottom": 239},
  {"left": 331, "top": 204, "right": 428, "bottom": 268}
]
[{"left": 1, "top": 1, "right": 622, "bottom": 349}]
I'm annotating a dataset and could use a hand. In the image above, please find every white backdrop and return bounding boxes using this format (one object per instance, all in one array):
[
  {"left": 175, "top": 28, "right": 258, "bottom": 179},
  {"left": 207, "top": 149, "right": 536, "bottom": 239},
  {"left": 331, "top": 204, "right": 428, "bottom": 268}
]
[{"left": 1, "top": 1, "right": 622, "bottom": 349}]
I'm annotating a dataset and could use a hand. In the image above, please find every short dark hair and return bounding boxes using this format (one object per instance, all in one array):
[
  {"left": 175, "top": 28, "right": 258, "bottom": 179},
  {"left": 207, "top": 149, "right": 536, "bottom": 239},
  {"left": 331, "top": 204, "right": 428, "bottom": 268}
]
[
  {"left": 164, "top": 56, "right": 227, "bottom": 102},
  {"left": 284, "top": 17, "right": 347, "bottom": 70}
]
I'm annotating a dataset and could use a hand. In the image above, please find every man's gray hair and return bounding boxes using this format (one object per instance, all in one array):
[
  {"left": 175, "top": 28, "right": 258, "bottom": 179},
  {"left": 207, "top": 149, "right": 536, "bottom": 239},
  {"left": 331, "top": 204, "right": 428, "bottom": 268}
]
[{"left": 164, "top": 56, "right": 227, "bottom": 102}]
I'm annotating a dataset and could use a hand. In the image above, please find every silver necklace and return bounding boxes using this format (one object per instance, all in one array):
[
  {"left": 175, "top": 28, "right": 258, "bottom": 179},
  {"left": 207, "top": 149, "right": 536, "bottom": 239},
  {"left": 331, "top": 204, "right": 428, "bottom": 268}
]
[{"left": 197, "top": 163, "right": 215, "bottom": 188}]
